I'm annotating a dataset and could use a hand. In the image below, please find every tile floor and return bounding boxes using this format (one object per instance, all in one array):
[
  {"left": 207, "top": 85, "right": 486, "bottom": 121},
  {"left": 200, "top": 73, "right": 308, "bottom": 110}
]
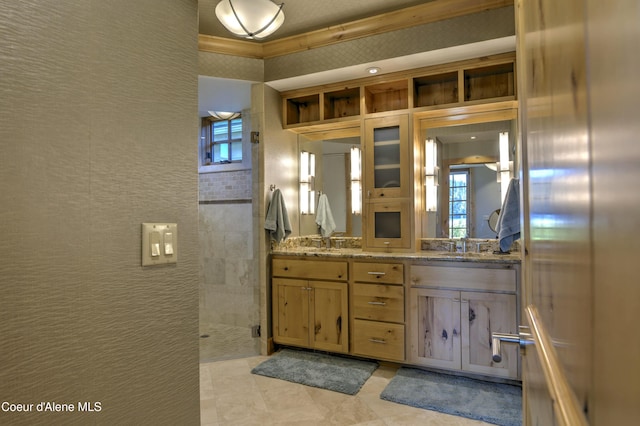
[
  {"left": 199, "top": 323, "right": 259, "bottom": 363},
  {"left": 200, "top": 355, "right": 493, "bottom": 425}
]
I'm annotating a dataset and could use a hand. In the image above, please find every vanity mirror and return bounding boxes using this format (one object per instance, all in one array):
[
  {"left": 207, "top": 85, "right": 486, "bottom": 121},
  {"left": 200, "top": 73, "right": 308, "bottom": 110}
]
[
  {"left": 420, "top": 110, "right": 517, "bottom": 239},
  {"left": 298, "top": 129, "right": 362, "bottom": 237}
]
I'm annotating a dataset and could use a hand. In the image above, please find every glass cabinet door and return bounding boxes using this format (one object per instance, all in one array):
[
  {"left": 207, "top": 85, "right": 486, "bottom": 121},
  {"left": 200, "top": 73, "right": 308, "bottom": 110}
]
[
  {"left": 364, "top": 114, "right": 409, "bottom": 199},
  {"left": 365, "top": 199, "right": 412, "bottom": 249}
]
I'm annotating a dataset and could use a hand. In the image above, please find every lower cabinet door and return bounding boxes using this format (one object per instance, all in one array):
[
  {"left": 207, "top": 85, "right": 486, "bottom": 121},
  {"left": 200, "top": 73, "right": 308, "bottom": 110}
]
[
  {"left": 409, "top": 288, "right": 462, "bottom": 370},
  {"left": 462, "top": 291, "right": 518, "bottom": 379},
  {"left": 272, "top": 278, "right": 310, "bottom": 348},
  {"left": 353, "top": 319, "right": 404, "bottom": 361},
  {"left": 309, "top": 281, "right": 349, "bottom": 353}
]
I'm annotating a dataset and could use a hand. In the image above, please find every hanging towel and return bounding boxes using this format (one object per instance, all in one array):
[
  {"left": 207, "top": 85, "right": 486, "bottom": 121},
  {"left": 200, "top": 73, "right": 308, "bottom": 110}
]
[
  {"left": 496, "top": 178, "right": 521, "bottom": 252},
  {"left": 315, "top": 193, "right": 336, "bottom": 238},
  {"left": 265, "top": 188, "right": 291, "bottom": 243}
]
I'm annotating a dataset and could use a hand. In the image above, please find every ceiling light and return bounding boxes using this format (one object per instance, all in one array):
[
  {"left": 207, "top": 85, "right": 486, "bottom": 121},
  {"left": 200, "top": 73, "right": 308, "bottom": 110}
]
[
  {"left": 366, "top": 67, "right": 381, "bottom": 75},
  {"left": 215, "top": 0, "right": 285, "bottom": 40},
  {"left": 208, "top": 111, "right": 240, "bottom": 120}
]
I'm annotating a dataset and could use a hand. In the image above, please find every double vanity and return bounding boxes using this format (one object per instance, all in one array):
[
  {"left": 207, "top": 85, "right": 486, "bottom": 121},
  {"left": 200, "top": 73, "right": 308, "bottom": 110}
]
[
  {"left": 270, "top": 52, "right": 521, "bottom": 382},
  {"left": 270, "top": 237, "right": 521, "bottom": 381}
]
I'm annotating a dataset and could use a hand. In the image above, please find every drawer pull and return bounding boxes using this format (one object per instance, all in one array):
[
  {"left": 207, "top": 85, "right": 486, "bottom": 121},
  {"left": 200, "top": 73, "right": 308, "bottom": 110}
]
[
  {"left": 369, "top": 338, "right": 386, "bottom": 344},
  {"left": 367, "top": 271, "right": 386, "bottom": 276},
  {"left": 367, "top": 301, "right": 387, "bottom": 306}
]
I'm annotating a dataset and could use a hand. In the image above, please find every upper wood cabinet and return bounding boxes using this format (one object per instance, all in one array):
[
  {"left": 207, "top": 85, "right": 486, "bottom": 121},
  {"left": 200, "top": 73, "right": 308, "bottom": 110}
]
[
  {"left": 363, "top": 114, "right": 413, "bottom": 251},
  {"left": 364, "top": 114, "right": 410, "bottom": 199},
  {"left": 281, "top": 53, "right": 515, "bottom": 130}
]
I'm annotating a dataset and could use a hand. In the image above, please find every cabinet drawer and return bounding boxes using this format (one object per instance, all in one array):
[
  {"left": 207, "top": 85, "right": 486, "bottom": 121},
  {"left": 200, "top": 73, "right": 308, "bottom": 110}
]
[
  {"left": 272, "top": 258, "right": 348, "bottom": 281},
  {"left": 410, "top": 265, "right": 516, "bottom": 292},
  {"left": 353, "top": 262, "right": 404, "bottom": 284},
  {"left": 353, "top": 283, "right": 404, "bottom": 323},
  {"left": 353, "top": 319, "right": 404, "bottom": 361}
]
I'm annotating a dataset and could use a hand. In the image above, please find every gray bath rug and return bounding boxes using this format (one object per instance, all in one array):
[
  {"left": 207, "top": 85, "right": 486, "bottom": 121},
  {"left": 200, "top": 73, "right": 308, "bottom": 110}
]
[
  {"left": 380, "top": 367, "right": 522, "bottom": 426},
  {"left": 251, "top": 348, "right": 378, "bottom": 395}
]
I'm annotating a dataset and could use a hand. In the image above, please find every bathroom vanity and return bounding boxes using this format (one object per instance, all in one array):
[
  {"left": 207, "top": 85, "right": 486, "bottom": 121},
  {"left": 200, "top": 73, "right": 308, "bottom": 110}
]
[
  {"left": 271, "top": 241, "right": 521, "bottom": 380},
  {"left": 271, "top": 52, "right": 522, "bottom": 381}
]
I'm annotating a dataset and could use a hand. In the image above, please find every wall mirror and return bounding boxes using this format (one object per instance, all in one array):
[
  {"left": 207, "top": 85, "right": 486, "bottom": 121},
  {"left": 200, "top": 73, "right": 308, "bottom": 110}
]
[
  {"left": 420, "top": 109, "right": 517, "bottom": 239},
  {"left": 298, "top": 129, "right": 362, "bottom": 237}
]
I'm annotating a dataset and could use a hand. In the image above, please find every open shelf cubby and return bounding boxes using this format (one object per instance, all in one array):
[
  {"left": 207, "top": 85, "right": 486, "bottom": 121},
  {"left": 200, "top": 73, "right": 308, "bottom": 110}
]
[
  {"left": 464, "top": 62, "right": 515, "bottom": 101},
  {"left": 286, "top": 94, "right": 320, "bottom": 125},
  {"left": 324, "top": 88, "right": 360, "bottom": 120},
  {"left": 413, "top": 71, "right": 459, "bottom": 107},
  {"left": 364, "top": 80, "right": 408, "bottom": 114}
]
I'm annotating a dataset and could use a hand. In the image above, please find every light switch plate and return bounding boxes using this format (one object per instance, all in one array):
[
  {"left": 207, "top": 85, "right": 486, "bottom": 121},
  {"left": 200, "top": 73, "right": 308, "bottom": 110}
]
[{"left": 142, "top": 223, "right": 177, "bottom": 266}]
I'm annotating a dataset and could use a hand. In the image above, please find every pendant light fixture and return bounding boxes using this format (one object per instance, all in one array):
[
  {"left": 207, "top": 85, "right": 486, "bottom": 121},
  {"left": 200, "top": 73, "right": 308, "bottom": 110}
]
[
  {"left": 215, "top": 0, "right": 285, "bottom": 40},
  {"left": 208, "top": 111, "right": 240, "bottom": 121}
]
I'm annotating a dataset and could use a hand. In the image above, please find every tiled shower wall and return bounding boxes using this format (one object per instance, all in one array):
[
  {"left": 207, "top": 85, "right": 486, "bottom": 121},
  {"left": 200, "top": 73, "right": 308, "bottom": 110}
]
[{"left": 199, "top": 168, "right": 259, "bottom": 360}]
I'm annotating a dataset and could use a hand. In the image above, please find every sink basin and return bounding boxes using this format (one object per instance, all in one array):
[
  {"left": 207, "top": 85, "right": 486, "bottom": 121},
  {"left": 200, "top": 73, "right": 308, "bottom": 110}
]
[{"left": 431, "top": 251, "right": 488, "bottom": 258}]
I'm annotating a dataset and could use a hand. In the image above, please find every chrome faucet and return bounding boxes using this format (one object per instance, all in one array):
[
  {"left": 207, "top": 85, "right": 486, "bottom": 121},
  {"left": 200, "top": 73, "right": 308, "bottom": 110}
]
[{"left": 460, "top": 235, "right": 469, "bottom": 253}]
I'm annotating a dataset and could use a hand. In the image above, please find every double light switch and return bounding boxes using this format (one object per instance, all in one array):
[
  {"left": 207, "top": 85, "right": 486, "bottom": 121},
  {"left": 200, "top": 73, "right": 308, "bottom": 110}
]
[{"left": 142, "top": 223, "right": 177, "bottom": 266}]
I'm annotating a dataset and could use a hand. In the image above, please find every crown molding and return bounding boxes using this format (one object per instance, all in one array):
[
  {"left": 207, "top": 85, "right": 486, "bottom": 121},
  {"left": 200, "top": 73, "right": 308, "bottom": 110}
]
[
  {"left": 198, "top": 0, "right": 512, "bottom": 59},
  {"left": 198, "top": 34, "right": 264, "bottom": 59}
]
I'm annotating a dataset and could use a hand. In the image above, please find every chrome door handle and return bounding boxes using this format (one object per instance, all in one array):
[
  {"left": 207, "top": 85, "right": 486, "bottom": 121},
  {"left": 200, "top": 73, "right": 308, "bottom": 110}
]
[{"left": 491, "top": 326, "right": 532, "bottom": 362}]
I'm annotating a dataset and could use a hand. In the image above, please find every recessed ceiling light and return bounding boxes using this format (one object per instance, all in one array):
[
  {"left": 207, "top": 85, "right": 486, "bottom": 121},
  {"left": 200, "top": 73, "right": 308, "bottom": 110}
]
[
  {"left": 366, "top": 67, "right": 381, "bottom": 75},
  {"left": 470, "top": 136, "right": 477, "bottom": 139}
]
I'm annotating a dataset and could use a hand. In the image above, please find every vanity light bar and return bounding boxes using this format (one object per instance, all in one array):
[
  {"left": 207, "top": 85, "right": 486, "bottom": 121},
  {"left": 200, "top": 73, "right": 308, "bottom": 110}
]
[
  {"left": 425, "top": 138, "right": 438, "bottom": 212},
  {"left": 300, "top": 151, "right": 316, "bottom": 214},
  {"left": 499, "top": 132, "right": 512, "bottom": 203}
]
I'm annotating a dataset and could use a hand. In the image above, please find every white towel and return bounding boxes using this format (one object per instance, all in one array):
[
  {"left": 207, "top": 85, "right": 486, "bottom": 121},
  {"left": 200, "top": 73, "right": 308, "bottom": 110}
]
[
  {"left": 496, "top": 178, "right": 521, "bottom": 252},
  {"left": 315, "top": 193, "right": 336, "bottom": 238},
  {"left": 264, "top": 189, "right": 291, "bottom": 243}
]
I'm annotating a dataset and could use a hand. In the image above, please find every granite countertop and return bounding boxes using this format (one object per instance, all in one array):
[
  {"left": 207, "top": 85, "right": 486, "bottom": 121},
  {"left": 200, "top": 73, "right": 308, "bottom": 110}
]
[
  {"left": 271, "top": 247, "right": 521, "bottom": 264},
  {"left": 271, "top": 236, "right": 521, "bottom": 264}
]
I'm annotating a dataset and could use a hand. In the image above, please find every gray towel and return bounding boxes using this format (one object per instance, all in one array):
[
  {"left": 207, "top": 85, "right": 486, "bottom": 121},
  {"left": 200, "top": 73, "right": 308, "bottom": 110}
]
[
  {"left": 265, "top": 189, "right": 291, "bottom": 243},
  {"left": 315, "top": 193, "right": 336, "bottom": 238},
  {"left": 496, "top": 178, "right": 521, "bottom": 252}
]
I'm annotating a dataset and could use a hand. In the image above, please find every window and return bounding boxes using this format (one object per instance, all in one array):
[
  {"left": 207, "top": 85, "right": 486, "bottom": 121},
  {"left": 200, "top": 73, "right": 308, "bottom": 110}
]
[
  {"left": 204, "top": 116, "right": 242, "bottom": 165},
  {"left": 449, "top": 170, "right": 469, "bottom": 238}
]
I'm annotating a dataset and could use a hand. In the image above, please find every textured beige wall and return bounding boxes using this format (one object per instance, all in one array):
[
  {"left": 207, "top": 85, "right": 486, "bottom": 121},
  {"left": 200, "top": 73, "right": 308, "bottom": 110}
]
[
  {"left": 264, "top": 7, "right": 515, "bottom": 82},
  {"left": 0, "top": 1, "right": 200, "bottom": 425},
  {"left": 198, "top": 7, "right": 514, "bottom": 83},
  {"left": 199, "top": 50, "right": 264, "bottom": 81},
  {"left": 252, "top": 83, "right": 299, "bottom": 354}
]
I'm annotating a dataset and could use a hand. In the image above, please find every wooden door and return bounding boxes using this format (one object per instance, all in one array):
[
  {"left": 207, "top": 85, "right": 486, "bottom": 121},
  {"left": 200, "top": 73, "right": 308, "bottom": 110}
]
[
  {"left": 272, "top": 278, "right": 310, "bottom": 347},
  {"left": 309, "top": 281, "right": 349, "bottom": 353},
  {"left": 515, "top": 0, "right": 640, "bottom": 424},
  {"left": 409, "top": 288, "right": 461, "bottom": 370},
  {"left": 462, "top": 291, "right": 518, "bottom": 379},
  {"left": 517, "top": 0, "right": 592, "bottom": 421}
]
